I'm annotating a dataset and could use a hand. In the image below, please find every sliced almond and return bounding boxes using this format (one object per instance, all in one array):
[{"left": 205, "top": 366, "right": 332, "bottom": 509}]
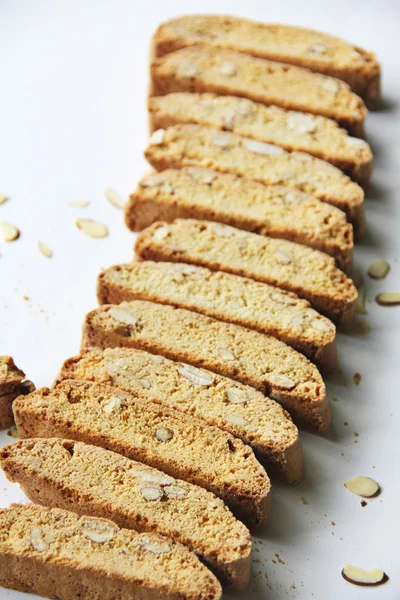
[
  {"left": 346, "top": 137, "right": 368, "bottom": 150},
  {"left": 376, "top": 292, "right": 400, "bottom": 306},
  {"left": 368, "top": 259, "right": 390, "bottom": 280},
  {"left": 344, "top": 476, "right": 380, "bottom": 498},
  {"left": 226, "top": 388, "right": 248, "bottom": 404},
  {"left": 177, "top": 363, "right": 214, "bottom": 386},
  {"left": 211, "top": 133, "right": 232, "bottom": 148},
  {"left": 268, "top": 373, "right": 296, "bottom": 389},
  {"left": 225, "top": 414, "right": 247, "bottom": 426},
  {"left": 103, "top": 396, "right": 122, "bottom": 414},
  {"left": 76, "top": 218, "right": 108, "bottom": 238},
  {"left": 164, "top": 485, "right": 188, "bottom": 498},
  {"left": 38, "top": 241, "right": 52, "bottom": 258},
  {"left": 178, "top": 63, "right": 200, "bottom": 77},
  {"left": 218, "top": 60, "right": 237, "bottom": 76},
  {"left": 187, "top": 167, "right": 217, "bottom": 184},
  {"left": 138, "top": 378, "right": 152, "bottom": 389},
  {"left": 82, "top": 518, "right": 117, "bottom": 543},
  {"left": 109, "top": 307, "right": 137, "bottom": 326},
  {"left": 140, "top": 486, "right": 163, "bottom": 501},
  {"left": 274, "top": 248, "right": 292, "bottom": 264},
  {"left": 270, "top": 291, "right": 297, "bottom": 306},
  {"left": 243, "top": 138, "right": 284, "bottom": 156},
  {"left": 342, "top": 565, "right": 388, "bottom": 586},
  {"left": 355, "top": 286, "right": 368, "bottom": 314},
  {"left": 68, "top": 199, "right": 91, "bottom": 208},
  {"left": 149, "top": 129, "right": 166, "bottom": 145},
  {"left": 152, "top": 225, "right": 169, "bottom": 240},
  {"left": 308, "top": 43, "right": 328, "bottom": 54},
  {"left": 30, "top": 528, "right": 48, "bottom": 552},
  {"left": 290, "top": 313, "right": 304, "bottom": 327},
  {"left": 319, "top": 78, "right": 340, "bottom": 93},
  {"left": 155, "top": 427, "right": 174, "bottom": 442},
  {"left": 0, "top": 193, "right": 8, "bottom": 205},
  {"left": 287, "top": 113, "right": 317, "bottom": 133},
  {"left": 141, "top": 536, "right": 171, "bottom": 554},
  {"left": 0, "top": 222, "right": 20, "bottom": 242},
  {"left": 128, "top": 469, "right": 173, "bottom": 486},
  {"left": 150, "top": 354, "right": 165, "bottom": 365},
  {"left": 217, "top": 347, "right": 236, "bottom": 361},
  {"left": 105, "top": 188, "right": 125, "bottom": 209},
  {"left": 311, "top": 318, "right": 334, "bottom": 332}
]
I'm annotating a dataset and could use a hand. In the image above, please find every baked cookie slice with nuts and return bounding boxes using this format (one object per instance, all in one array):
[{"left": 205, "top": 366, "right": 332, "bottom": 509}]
[
  {"left": 153, "top": 15, "right": 381, "bottom": 109},
  {"left": 144, "top": 125, "right": 365, "bottom": 238},
  {"left": 149, "top": 94, "right": 372, "bottom": 187},
  {"left": 0, "top": 438, "right": 251, "bottom": 589},
  {"left": 127, "top": 168, "right": 354, "bottom": 267},
  {"left": 135, "top": 220, "right": 357, "bottom": 326},
  {"left": 57, "top": 348, "right": 304, "bottom": 480},
  {"left": 0, "top": 356, "right": 35, "bottom": 428},
  {"left": 0, "top": 503, "right": 222, "bottom": 600},
  {"left": 79, "top": 300, "right": 330, "bottom": 432},
  {"left": 13, "top": 380, "right": 271, "bottom": 529},
  {"left": 97, "top": 261, "right": 337, "bottom": 371},
  {"left": 150, "top": 46, "right": 367, "bottom": 135}
]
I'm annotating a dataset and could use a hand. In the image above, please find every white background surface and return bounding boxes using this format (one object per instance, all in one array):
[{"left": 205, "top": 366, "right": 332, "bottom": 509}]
[{"left": 1, "top": 1, "right": 399, "bottom": 599}]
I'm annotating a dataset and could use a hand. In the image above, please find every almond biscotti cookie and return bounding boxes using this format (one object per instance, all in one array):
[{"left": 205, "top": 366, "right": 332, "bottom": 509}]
[
  {"left": 97, "top": 262, "right": 337, "bottom": 370},
  {"left": 144, "top": 125, "right": 365, "bottom": 238},
  {"left": 13, "top": 380, "right": 271, "bottom": 528},
  {"left": 80, "top": 300, "right": 330, "bottom": 431},
  {"left": 153, "top": 15, "right": 381, "bottom": 108},
  {"left": 135, "top": 220, "right": 357, "bottom": 326},
  {"left": 127, "top": 168, "right": 354, "bottom": 267},
  {"left": 0, "top": 503, "right": 222, "bottom": 600},
  {"left": 0, "top": 356, "right": 35, "bottom": 428},
  {"left": 57, "top": 348, "right": 305, "bottom": 478},
  {"left": 150, "top": 46, "right": 367, "bottom": 135},
  {"left": 1, "top": 438, "right": 251, "bottom": 588},
  {"left": 149, "top": 94, "right": 372, "bottom": 186}
]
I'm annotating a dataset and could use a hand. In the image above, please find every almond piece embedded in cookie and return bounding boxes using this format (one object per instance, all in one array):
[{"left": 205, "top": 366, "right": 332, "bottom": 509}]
[
  {"left": 344, "top": 476, "right": 380, "bottom": 497},
  {"left": 342, "top": 565, "right": 388, "bottom": 586}
]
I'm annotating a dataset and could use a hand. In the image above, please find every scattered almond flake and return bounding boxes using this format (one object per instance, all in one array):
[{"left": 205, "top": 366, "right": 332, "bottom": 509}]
[
  {"left": 104, "top": 187, "right": 125, "bottom": 209},
  {"left": 22, "top": 295, "right": 29, "bottom": 301},
  {"left": 38, "top": 241, "right": 52, "bottom": 258},
  {"left": 7, "top": 427, "right": 19, "bottom": 438},
  {"left": 0, "top": 222, "right": 20, "bottom": 242},
  {"left": 268, "top": 373, "right": 296, "bottom": 389},
  {"left": 243, "top": 138, "right": 284, "bottom": 156},
  {"left": 0, "top": 193, "right": 8, "bottom": 205},
  {"left": 217, "top": 346, "right": 236, "bottom": 361},
  {"left": 82, "top": 518, "right": 117, "bottom": 543},
  {"left": 140, "top": 536, "right": 171, "bottom": 554},
  {"left": 344, "top": 476, "right": 380, "bottom": 498},
  {"left": 140, "top": 486, "right": 163, "bottom": 501},
  {"left": 225, "top": 414, "right": 247, "bottom": 426},
  {"left": 354, "top": 431, "right": 359, "bottom": 437},
  {"left": 287, "top": 113, "right": 317, "bottom": 133},
  {"left": 376, "top": 292, "right": 400, "bottom": 306},
  {"left": 149, "top": 129, "right": 166, "bottom": 145},
  {"left": 211, "top": 133, "right": 232, "bottom": 148},
  {"left": 76, "top": 218, "right": 108, "bottom": 238},
  {"left": 218, "top": 60, "right": 237, "bottom": 76},
  {"left": 30, "top": 528, "right": 48, "bottom": 552},
  {"left": 355, "top": 285, "right": 368, "bottom": 314},
  {"left": 155, "top": 427, "right": 174, "bottom": 442},
  {"left": 342, "top": 565, "right": 388, "bottom": 586},
  {"left": 103, "top": 396, "right": 122, "bottom": 414},
  {"left": 368, "top": 259, "right": 390, "bottom": 279},
  {"left": 274, "top": 248, "right": 292, "bottom": 264},
  {"left": 308, "top": 43, "right": 328, "bottom": 54},
  {"left": 109, "top": 307, "right": 137, "bottom": 326},
  {"left": 177, "top": 363, "right": 214, "bottom": 386},
  {"left": 164, "top": 484, "right": 188, "bottom": 498},
  {"left": 68, "top": 199, "right": 91, "bottom": 208},
  {"left": 353, "top": 373, "right": 361, "bottom": 385},
  {"left": 152, "top": 225, "right": 169, "bottom": 240},
  {"left": 226, "top": 388, "right": 248, "bottom": 403}
]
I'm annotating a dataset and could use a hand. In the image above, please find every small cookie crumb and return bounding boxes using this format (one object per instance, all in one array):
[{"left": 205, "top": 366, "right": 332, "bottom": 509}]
[{"left": 353, "top": 373, "right": 361, "bottom": 385}]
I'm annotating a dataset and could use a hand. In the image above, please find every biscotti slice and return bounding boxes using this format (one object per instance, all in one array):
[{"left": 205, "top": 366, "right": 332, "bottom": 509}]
[
  {"left": 97, "top": 262, "right": 337, "bottom": 371},
  {"left": 144, "top": 125, "right": 365, "bottom": 237},
  {"left": 151, "top": 46, "right": 367, "bottom": 135},
  {"left": 153, "top": 15, "right": 381, "bottom": 108},
  {"left": 57, "top": 348, "right": 304, "bottom": 478},
  {"left": 13, "top": 380, "right": 271, "bottom": 528},
  {"left": 80, "top": 300, "right": 330, "bottom": 431},
  {"left": 127, "top": 168, "right": 354, "bottom": 267},
  {"left": 149, "top": 94, "right": 372, "bottom": 186},
  {"left": 135, "top": 220, "right": 357, "bottom": 327},
  {"left": 0, "top": 504, "right": 221, "bottom": 600},
  {"left": 0, "top": 356, "right": 35, "bottom": 428},
  {"left": 0, "top": 438, "right": 251, "bottom": 588}
]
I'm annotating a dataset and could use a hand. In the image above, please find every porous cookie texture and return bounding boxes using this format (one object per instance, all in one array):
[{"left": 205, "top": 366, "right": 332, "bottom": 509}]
[
  {"left": 97, "top": 261, "right": 337, "bottom": 371},
  {"left": 149, "top": 94, "right": 372, "bottom": 186},
  {"left": 144, "top": 125, "right": 365, "bottom": 238},
  {"left": 0, "top": 503, "right": 222, "bottom": 600},
  {"left": 153, "top": 15, "right": 381, "bottom": 108},
  {"left": 127, "top": 167, "right": 354, "bottom": 267},
  {"left": 13, "top": 380, "right": 271, "bottom": 528},
  {"left": 79, "top": 300, "right": 330, "bottom": 432},
  {"left": 0, "top": 438, "right": 251, "bottom": 588},
  {"left": 135, "top": 220, "right": 357, "bottom": 327},
  {"left": 57, "top": 348, "right": 304, "bottom": 479},
  {"left": 150, "top": 46, "right": 367, "bottom": 135},
  {"left": 0, "top": 356, "right": 35, "bottom": 428}
]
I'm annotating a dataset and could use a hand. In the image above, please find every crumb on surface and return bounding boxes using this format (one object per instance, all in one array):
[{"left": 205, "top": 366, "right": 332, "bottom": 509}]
[{"left": 353, "top": 372, "right": 361, "bottom": 385}]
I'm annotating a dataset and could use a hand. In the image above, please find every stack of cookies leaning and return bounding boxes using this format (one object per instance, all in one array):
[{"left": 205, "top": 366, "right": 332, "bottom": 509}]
[{"left": 0, "top": 14, "right": 380, "bottom": 600}]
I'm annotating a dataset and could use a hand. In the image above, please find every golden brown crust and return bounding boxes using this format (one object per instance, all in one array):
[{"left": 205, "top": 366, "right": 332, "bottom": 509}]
[
  {"left": 13, "top": 380, "right": 271, "bottom": 528},
  {"left": 153, "top": 15, "right": 381, "bottom": 109},
  {"left": 1, "top": 438, "right": 251, "bottom": 589},
  {"left": 150, "top": 45, "right": 367, "bottom": 135},
  {"left": 0, "top": 503, "right": 222, "bottom": 600},
  {"left": 57, "top": 348, "right": 304, "bottom": 481}
]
